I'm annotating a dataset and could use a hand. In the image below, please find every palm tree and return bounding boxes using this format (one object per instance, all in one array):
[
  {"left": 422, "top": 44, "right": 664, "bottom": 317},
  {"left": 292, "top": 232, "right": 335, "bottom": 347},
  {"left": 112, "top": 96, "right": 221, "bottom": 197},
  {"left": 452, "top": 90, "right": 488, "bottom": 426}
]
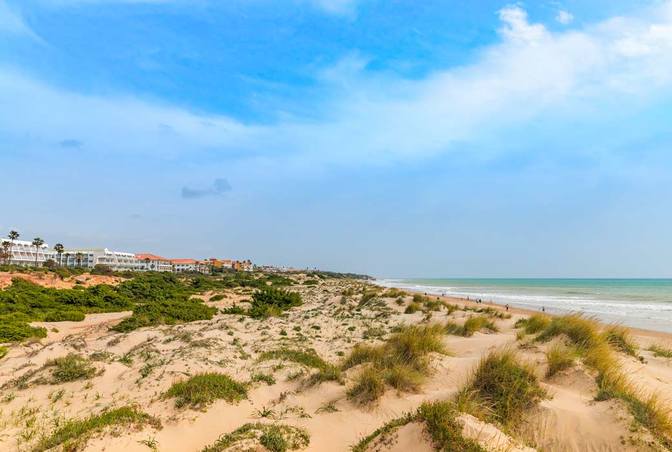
[
  {"left": 64, "top": 252, "right": 71, "bottom": 267},
  {"left": 76, "top": 252, "right": 84, "bottom": 268},
  {"left": 7, "top": 230, "right": 19, "bottom": 265},
  {"left": 32, "top": 237, "right": 45, "bottom": 267},
  {"left": 54, "top": 243, "right": 65, "bottom": 266}
]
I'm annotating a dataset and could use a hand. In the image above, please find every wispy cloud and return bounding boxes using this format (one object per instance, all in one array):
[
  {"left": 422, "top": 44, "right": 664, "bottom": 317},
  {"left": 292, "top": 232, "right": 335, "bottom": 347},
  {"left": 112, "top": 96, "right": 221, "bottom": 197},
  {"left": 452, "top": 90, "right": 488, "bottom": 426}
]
[
  {"left": 0, "top": 1, "right": 40, "bottom": 39},
  {"left": 556, "top": 10, "right": 574, "bottom": 25},
  {"left": 181, "top": 178, "right": 232, "bottom": 199},
  {"left": 2, "top": 2, "right": 672, "bottom": 166}
]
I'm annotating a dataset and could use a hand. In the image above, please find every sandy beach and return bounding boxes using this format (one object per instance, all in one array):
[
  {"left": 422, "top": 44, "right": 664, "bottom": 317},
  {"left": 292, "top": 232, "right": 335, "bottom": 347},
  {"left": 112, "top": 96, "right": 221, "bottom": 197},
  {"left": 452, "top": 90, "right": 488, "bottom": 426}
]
[{"left": 2, "top": 271, "right": 672, "bottom": 451}]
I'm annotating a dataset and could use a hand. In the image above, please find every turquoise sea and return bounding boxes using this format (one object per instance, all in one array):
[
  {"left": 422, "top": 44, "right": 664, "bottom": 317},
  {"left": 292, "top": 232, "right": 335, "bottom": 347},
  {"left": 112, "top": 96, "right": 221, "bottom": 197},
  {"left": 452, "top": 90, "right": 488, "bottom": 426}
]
[{"left": 377, "top": 279, "right": 672, "bottom": 333}]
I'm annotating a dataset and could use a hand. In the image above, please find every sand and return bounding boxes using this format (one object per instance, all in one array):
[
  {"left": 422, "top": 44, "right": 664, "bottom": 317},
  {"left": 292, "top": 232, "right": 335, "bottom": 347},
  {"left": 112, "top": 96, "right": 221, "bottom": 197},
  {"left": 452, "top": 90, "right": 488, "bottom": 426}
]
[{"left": 1, "top": 274, "right": 672, "bottom": 451}]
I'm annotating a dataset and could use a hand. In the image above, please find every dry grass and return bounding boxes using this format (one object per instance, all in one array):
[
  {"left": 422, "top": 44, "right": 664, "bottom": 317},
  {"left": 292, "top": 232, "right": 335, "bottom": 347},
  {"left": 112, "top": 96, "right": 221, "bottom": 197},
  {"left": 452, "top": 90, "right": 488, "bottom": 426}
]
[
  {"left": 459, "top": 349, "right": 545, "bottom": 426},
  {"left": 515, "top": 314, "right": 550, "bottom": 335},
  {"left": 545, "top": 343, "right": 576, "bottom": 377},
  {"left": 537, "top": 314, "right": 672, "bottom": 447},
  {"left": 604, "top": 325, "right": 638, "bottom": 357},
  {"left": 344, "top": 324, "right": 447, "bottom": 404}
]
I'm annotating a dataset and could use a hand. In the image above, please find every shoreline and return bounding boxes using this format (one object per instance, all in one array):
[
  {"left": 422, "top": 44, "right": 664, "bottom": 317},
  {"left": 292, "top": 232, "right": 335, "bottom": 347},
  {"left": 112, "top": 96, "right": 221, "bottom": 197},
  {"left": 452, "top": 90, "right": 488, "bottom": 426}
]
[{"left": 373, "top": 280, "right": 672, "bottom": 345}]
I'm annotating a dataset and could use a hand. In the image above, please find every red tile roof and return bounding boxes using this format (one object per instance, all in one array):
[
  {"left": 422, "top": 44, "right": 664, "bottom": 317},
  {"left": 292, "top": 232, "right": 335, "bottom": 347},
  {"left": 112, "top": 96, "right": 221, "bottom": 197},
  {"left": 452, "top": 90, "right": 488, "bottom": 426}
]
[
  {"left": 136, "top": 253, "right": 169, "bottom": 261},
  {"left": 170, "top": 259, "right": 197, "bottom": 264}
]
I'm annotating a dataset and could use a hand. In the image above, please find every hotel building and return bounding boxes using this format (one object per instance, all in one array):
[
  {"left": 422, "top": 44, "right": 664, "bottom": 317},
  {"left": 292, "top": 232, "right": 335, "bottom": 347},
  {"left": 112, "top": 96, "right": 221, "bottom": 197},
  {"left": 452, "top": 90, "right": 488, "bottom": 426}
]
[
  {"left": 135, "top": 253, "right": 173, "bottom": 272},
  {"left": 60, "top": 248, "right": 141, "bottom": 271},
  {"left": 1, "top": 238, "right": 53, "bottom": 266}
]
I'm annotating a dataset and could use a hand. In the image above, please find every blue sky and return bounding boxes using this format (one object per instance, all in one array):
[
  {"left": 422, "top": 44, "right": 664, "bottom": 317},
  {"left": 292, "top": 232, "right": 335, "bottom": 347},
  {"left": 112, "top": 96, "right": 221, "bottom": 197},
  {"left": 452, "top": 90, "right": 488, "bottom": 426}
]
[{"left": 2, "top": 0, "right": 672, "bottom": 277}]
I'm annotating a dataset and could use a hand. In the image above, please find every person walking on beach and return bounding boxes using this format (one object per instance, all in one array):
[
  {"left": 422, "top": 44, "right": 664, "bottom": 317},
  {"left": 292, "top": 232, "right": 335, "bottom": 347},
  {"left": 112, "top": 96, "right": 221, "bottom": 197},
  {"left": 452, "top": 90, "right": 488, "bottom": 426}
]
[{"left": 505, "top": 304, "right": 509, "bottom": 311}]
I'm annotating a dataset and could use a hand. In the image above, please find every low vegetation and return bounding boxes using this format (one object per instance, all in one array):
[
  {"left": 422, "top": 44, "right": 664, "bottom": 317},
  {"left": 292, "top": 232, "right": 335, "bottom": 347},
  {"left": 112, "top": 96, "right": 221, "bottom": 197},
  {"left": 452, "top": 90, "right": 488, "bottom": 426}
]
[
  {"left": 352, "top": 401, "right": 484, "bottom": 452},
  {"left": 649, "top": 344, "right": 672, "bottom": 358},
  {"left": 515, "top": 313, "right": 551, "bottom": 335},
  {"left": 545, "top": 343, "right": 576, "bottom": 377},
  {"left": 202, "top": 423, "right": 309, "bottom": 452},
  {"left": 33, "top": 406, "right": 160, "bottom": 452},
  {"left": 604, "top": 325, "right": 638, "bottom": 357},
  {"left": 163, "top": 373, "right": 247, "bottom": 409},
  {"left": 223, "top": 288, "right": 303, "bottom": 319},
  {"left": 344, "top": 324, "right": 447, "bottom": 404},
  {"left": 458, "top": 349, "right": 545, "bottom": 426},
  {"left": 535, "top": 314, "right": 672, "bottom": 447},
  {"left": 445, "top": 316, "right": 498, "bottom": 337},
  {"left": 0, "top": 345, "right": 7, "bottom": 360},
  {"left": 46, "top": 354, "right": 97, "bottom": 383},
  {"left": 258, "top": 348, "right": 341, "bottom": 384}
]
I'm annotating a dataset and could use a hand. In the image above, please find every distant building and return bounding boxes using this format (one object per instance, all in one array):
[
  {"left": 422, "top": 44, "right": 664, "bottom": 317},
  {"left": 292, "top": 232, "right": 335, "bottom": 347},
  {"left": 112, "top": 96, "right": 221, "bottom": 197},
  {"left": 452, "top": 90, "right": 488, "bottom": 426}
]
[
  {"left": 135, "top": 253, "right": 172, "bottom": 272},
  {"left": 60, "top": 248, "right": 141, "bottom": 271},
  {"left": 1, "top": 238, "right": 53, "bottom": 266},
  {"left": 233, "top": 259, "right": 254, "bottom": 272},
  {"left": 170, "top": 258, "right": 198, "bottom": 273}
]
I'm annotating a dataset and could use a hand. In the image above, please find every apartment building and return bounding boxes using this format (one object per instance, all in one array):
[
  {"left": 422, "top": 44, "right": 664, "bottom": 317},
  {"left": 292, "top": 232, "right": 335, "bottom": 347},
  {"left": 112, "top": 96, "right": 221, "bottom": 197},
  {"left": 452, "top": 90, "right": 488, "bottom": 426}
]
[
  {"left": 60, "top": 248, "right": 141, "bottom": 271},
  {"left": 0, "top": 238, "right": 53, "bottom": 266},
  {"left": 135, "top": 253, "right": 173, "bottom": 272}
]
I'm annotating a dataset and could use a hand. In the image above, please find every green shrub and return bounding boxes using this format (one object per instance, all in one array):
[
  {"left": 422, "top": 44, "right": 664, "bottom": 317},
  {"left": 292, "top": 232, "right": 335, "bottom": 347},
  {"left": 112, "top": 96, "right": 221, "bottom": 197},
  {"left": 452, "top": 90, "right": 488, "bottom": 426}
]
[
  {"left": 46, "top": 354, "right": 97, "bottom": 383},
  {"left": 248, "top": 288, "right": 302, "bottom": 319},
  {"left": 113, "top": 299, "right": 216, "bottom": 332},
  {"left": 0, "top": 320, "right": 47, "bottom": 343},
  {"left": 209, "top": 294, "right": 225, "bottom": 301},
  {"left": 536, "top": 314, "right": 600, "bottom": 350},
  {"left": 163, "top": 373, "right": 247, "bottom": 409},
  {"left": 250, "top": 373, "right": 276, "bottom": 385},
  {"left": 419, "top": 401, "right": 485, "bottom": 451},
  {"left": 33, "top": 406, "right": 160, "bottom": 452},
  {"left": 0, "top": 346, "right": 7, "bottom": 360},
  {"left": 202, "top": 423, "right": 309, "bottom": 452}
]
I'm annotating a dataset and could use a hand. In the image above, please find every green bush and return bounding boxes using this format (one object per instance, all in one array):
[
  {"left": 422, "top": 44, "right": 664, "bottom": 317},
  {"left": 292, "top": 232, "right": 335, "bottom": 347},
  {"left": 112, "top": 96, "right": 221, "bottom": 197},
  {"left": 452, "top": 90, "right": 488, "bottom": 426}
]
[
  {"left": 113, "top": 299, "right": 216, "bottom": 332},
  {"left": 248, "top": 288, "right": 302, "bottom": 319},
  {"left": 202, "top": 423, "right": 309, "bottom": 452},
  {"left": 163, "top": 372, "right": 247, "bottom": 409},
  {"left": 46, "top": 354, "right": 97, "bottom": 383}
]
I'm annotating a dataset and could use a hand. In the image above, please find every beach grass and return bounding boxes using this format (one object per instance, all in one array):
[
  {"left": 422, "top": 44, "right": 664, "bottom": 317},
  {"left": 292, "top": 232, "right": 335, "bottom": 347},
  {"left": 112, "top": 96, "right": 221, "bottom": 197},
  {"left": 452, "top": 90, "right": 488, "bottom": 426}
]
[
  {"left": 649, "top": 344, "right": 672, "bottom": 358},
  {"left": 33, "top": 406, "right": 160, "bottom": 452},
  {"left": 258, "top": 348, "right": 341, "bottom": 384},
  {"left": 46, "top": 354, "right": 97, "bottom": 383},
  {"left": 344, "top": 324, "right": 447, "bottom": 404},
  {"left": 604, "top": 325, "right": 638, "bottom": 357},
  {"left": 459, "top": 349, "right": 545, "bottom": 426},
  {"left": 163, "top": 373, "right": 247, "bottom": 409},
  {"left": 202, "top": 423, "right": 309, "bottom": 452},
  {"left": 351, "top": 401, "right": 484, "bottom": 452},
  {"left": 545, "top": 343, "right": 576, "bottom": 377}
]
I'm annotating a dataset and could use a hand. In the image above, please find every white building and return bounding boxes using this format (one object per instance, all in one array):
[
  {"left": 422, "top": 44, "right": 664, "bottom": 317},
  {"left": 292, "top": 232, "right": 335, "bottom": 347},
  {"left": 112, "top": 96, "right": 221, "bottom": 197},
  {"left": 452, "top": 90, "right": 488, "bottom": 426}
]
[
  {"left": 1, "top": 238, "right": 53, "bottom": 266},
  {"left": 135, "top": 253, "right": 173, "bottom": 272},
  {"left": 60, "top": 248, "right": 141, "bottom": 271}
]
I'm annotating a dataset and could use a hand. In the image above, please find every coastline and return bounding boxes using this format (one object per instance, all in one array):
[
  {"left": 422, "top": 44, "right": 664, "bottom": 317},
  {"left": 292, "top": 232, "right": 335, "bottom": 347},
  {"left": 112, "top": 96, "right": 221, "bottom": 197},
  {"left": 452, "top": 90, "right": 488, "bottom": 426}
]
[{"left": 373, "top": 280, "right": 672, "bottom": 345}]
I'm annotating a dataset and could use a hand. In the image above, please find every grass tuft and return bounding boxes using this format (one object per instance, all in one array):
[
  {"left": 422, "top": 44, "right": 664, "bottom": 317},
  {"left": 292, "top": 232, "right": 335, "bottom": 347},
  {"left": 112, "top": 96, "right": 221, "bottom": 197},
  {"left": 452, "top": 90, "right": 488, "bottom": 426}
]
[
  {"left": 515, "top": 314, "right": 550, "bottom": 335},
  {"left": 604, "top": 325, "right": 638, "bottom": 357},
  {"left": 202, "top": 423, "right": 309, "bottom": 452},
  {"left": 351, "top": 401, "right": 484, "bottom": 452},
  {"left": 461, "top": 349, "right": 545, "bottom": 426},
  {"left": 33, "top": 406, "right": 160, "bottom": 452},
  {"left": 344, "top": 324, "right": 447, "bottom": 404},
  {"left": 545, "top": 343, "right": 576, "bottom": 377},
  {"left": 46, "top": 354, "right": 97, "bottom": 383},
  {"left": 163, "top": 373, "right": 247, "bottom": 409},
  {"left": 258, "top": 348, "right": 341, "bottom": 384},
  {"left": 649, "top": 344, "right": 672, "bottom": 358}
]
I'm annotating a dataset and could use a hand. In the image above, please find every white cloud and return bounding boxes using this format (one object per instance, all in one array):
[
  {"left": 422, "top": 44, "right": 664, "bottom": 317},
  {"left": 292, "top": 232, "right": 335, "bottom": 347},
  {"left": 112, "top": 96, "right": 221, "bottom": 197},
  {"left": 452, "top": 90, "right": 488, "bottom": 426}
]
[
  {"left": 2, "top": 1, "right": 672, "bottom": 165},
  {"left": 556, "top": 9, "right": 574, "bottom": 25}
]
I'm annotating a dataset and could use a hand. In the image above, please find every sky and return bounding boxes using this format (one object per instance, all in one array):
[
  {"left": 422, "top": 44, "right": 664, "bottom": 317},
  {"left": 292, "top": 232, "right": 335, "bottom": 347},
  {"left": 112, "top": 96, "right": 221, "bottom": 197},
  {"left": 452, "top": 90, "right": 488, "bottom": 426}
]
[{"left": 2, "top": 0, "right": 672, "bottom": 278}]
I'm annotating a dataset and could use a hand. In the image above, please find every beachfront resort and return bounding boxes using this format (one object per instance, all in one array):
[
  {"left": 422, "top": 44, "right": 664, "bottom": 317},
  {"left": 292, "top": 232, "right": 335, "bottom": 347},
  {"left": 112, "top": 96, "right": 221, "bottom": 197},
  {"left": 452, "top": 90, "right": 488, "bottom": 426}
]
[{"left": 0, "top": 230, "right": 253, "bottom": 274}]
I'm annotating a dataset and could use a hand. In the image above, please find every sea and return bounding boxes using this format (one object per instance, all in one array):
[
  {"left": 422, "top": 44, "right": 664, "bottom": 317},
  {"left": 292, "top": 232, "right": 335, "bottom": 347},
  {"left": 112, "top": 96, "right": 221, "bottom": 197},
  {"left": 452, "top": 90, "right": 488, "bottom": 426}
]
[{"left": 376, "top": 278, "right": 672, "bottom": 334}]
